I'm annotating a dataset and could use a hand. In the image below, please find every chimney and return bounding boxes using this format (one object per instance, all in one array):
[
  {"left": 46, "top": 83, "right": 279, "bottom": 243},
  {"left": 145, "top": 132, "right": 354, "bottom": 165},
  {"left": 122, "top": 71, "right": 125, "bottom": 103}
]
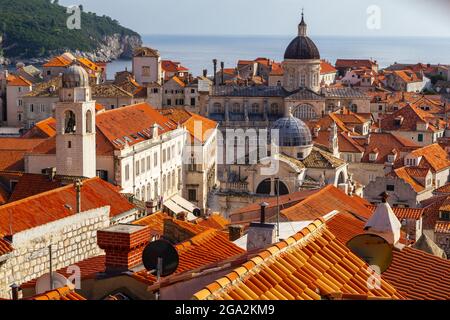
[
  {"left": 213, "top": 59, "right": 217, "bottom": 85},
  {"left": 97, "top": 224, "right": 151, "bottom": 272},
  {"left": 176, "top": 212, "right": 187, "bottom": 222},
  {"left": 202, "top": 69, "right": 207, "bottom": 77},
  {"left": 246, "top": 202, "right": 276, "bottom": 251},
  {"left": 152, "top": 123, "right": 159, "bottom": 140},
  {"left": 220, "top": 61, "right": 225, "bottom": 85},
  {"left": 10, "top": 284, "right": 20, "bottom": 300},
  {"left": 228, "top": 225, "right": 244, "bottom": 242},
  {"left": 259, "top": 202, "right": 268, "bottom": 224},
  {"left": 364, "top": 193, "right": 402, "bottom": 245},
  {"left": 74, "top": 179, "right": 83, "bottom": 213}
]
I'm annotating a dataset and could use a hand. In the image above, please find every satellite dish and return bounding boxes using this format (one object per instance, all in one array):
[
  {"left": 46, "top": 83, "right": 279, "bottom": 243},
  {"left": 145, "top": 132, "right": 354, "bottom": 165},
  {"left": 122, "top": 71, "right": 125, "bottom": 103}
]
[
  {"left": 142, "top": 240, "right": 179, "bottom": 277},
  {"left": 35, "top": 272, "right": 74, "bottom": 294},
  {"left": 347, "top": 233, "right": 393, "bottom": 274},
  {"left": 193, "top": 208, "right": 202, "bottom": 218}
]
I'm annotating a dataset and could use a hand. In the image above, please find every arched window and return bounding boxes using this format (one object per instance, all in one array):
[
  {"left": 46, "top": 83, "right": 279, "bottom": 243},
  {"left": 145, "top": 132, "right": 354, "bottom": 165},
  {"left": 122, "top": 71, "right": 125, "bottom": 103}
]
[
  {"left": 232, "top": 103, "right": 241, "bottom": 114},
  {"left": 64, "top": 110, "right": 76, "bottom": 134},
  {"left": 313, "top": 73, "right": 318, "bottom": 86},
  {"left": 172, "top": 171, "right": 176, "bottom": 190},
  {"left": 135, "top": 188, "right": 140, "bottom": 199},
  {"left": 293, "top": 104, "right": 318, "bottom": 120},
  {"left": 147, "top": 183, "right": 151, "bottom": 201},
  {"left": 270, "top": 103, "right": 279, "bottom": 115},
  {"left": 154, "top": 180, "right": 159, "bottom": 199},
  {"left": 163, "top": 175, "right": 167, "bottom": 193},
  {"left": 213, "top": 103, "right": 223, "bottom": 113},
  {"left": 250, "top": 103, "right": 259, "bottom": 114},
  {"left": 350, "top": 104, "right": 358, "bottom": 113},
  {"left": 85, "top": 110, "right": 93, "bottom": 133},
  {"left": 300, "top": 74, "right": 306, "bottom": 87}
]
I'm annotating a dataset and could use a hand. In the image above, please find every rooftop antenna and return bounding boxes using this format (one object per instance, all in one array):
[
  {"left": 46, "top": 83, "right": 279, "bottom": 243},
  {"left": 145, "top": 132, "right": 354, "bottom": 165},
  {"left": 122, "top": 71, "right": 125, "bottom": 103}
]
[{"left": 142, "top": 240, "right": 179, "bottom": 300}]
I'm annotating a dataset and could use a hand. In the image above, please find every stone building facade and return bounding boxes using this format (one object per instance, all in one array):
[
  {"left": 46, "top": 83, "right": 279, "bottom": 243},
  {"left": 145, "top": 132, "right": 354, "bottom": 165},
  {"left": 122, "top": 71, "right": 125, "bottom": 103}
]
[{"left": 0, "top": 207, "right": 110, "bottom": 299}]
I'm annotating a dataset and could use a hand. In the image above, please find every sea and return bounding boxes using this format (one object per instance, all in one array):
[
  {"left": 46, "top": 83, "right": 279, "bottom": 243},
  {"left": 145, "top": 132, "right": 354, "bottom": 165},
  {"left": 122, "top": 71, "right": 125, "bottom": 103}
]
[{"left": 106, "top": 34, "right": 450, "bottom": 80}]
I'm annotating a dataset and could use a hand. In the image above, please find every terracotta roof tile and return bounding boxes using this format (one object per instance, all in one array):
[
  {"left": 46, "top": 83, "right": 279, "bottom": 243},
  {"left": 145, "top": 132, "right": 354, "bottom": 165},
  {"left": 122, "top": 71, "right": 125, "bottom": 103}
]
[
  {"left": 22, "top": 118, "right": 57, "bottom": 139},
  {"left": 7, "top": 75, "right": 32, "bottom": 87},
  {"left": 392, "top": 167, "right": 426, "bottom": 193},
  {"left": 435, "top": 221, "right": 450, "bottom": 234},
  {"left": 194, "top": 219, "right": 402, "bottom": 300},
  {"left": 29, "top": 286, "right": 86, "bottom": 300},
  {"left": 320, "top": 60, "right": 337, "bottom": 74},
  {"left": 132, "top": 229, "right": 245, "bottom": 285},
  {"left": 360, "top": 133, "right": 419, "bottom": 164},
  {"left": 281, "top": 185, "right": 373, "bottom": 221},
  {"left": 367, "top": 205, "right": 425, "bottom": 221},
  {"left": 335, "top": 59, "right": 377, "bottom": 70},
  {"left": 7, "top": 173, "right": 66, "bottom": 203},
  {"left": 21, "top": 255, "right": 106, "bottom": 289},
  {"left": 43, "top": 56, "right": 72, "bottom": 68},
  {"left": 196, "top": 214, "right": 230, "bottom": 230},
  {"left": 381, "top": 105, "right": 445, "bottom": 133},
  {"left": 410, "top": 144, "right": 450, "bottom": 172},
  {"left": 0, "top": 178, "right": 135, "bottom": 236},
  {"left": 133, "top": 212, "right": 169, "bottom": 237},
  {"left": 0, "top": 238, "right": 13, "bottom": 256},
  {"left": 435, "top": 183, "right": 450, "bottom": 195},
  {"left": 95, "top": 103, "right": 179, "bottom": 150}
]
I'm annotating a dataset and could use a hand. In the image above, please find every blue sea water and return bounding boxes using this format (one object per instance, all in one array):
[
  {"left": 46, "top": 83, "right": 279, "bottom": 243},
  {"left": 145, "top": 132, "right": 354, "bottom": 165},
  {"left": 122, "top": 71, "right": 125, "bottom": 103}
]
[{"left": 107, "top": 34, "right": 450, "bottom": 79}]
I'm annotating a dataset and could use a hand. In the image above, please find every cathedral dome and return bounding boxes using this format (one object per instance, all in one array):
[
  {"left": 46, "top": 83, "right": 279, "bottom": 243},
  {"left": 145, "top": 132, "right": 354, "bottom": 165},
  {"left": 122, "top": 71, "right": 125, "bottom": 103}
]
[
  {"left": 271, "top": 116, "right": 313, "bottom": 147},
  {"left": 62, "top": 65, "right": 89, "bottom": 88},
  {"left": 284, "top": 13, "right": 320, "bottom": 60}
]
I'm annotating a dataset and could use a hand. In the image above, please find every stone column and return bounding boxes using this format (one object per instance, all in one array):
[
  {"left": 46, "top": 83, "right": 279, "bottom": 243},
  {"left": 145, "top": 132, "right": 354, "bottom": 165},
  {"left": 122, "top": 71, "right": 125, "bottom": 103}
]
[
  {"left": 225, "top": 98, "right": 230, "bottom": 123},
  {"left": 244, "top": 99, "right": 249, "bottom": 122}
]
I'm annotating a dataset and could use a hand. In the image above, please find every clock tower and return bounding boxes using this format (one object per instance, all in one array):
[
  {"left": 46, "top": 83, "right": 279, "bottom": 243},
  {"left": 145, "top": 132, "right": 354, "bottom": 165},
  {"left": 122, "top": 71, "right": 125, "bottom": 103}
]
[{"left": 55, "top": 64, "right": 96, "bottom": 178}]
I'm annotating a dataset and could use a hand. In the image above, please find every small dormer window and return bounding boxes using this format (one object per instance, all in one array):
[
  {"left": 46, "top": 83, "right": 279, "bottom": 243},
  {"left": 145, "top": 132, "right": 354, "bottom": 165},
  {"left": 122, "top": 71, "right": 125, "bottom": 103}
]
[
  {"left": 387, "top": 155, "right": 395, "bottom": 163},
  {"left": 369, "top": 153, "right": 378, "bottom": 162}
]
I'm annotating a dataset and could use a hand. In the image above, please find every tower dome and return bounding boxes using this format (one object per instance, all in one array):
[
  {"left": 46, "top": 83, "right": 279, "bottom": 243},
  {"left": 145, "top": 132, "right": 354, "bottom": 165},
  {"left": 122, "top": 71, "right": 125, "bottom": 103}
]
[
  {"left": 62, "top": 64, "right": 89, "bottom": 88},
  {"left": 284, "top": 12, "right": 320, "bottom": 60},
  {"left": 271, "top": 116, "right": 313, "bottom": 147}
]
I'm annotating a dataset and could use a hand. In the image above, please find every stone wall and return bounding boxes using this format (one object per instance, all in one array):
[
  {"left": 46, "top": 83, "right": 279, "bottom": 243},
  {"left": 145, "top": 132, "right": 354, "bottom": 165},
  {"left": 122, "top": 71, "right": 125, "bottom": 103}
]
[
  {"left": 435, "top": 232, "right": 450, "bottom": 258},
  {"left": 0, "top": 206, "right": 110, "bottom": 299}
]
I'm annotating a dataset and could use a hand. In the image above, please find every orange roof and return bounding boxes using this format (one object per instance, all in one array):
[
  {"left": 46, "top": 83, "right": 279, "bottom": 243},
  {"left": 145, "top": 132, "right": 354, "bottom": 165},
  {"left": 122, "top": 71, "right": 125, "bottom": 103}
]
[
  {"left": 360, "top": 133, "right": 419, "bottom": 164},
  {"left": 0, "top": 185, "right": 8, "bottom": 205},
  {"left": 170, "top": 76, "right": 186, "bottom": 87},
  {"left": 367, "top": 205, "right": 424, "bottom": 221},
  {"left": 0, "top": 138, "right": 47, "bottom": 171},
  {"left": 132, "top": 229, "right": 245, "bottom": 285},
  {"left": 162, "top": 60, "right": 188, "bottom": 73},
  {"left": 184, "top": 113, "right": 218, "bottom": 144},
  {"left": 95, "top": 103, "right": 179, "bottom": 150},
  {"left": 393, "top": 167, "right": 426, "bottom": 193},
  {"left": 196, "top": 214, "right": 230, "bottom": 230},
  {"left": 194, "top": 219, "right": 402, "bottom": 300},
  {"left": 7, "top": 75, "right": 32, "bottom": 87},
  {"left": 160, "top": 108, "right": 192, "bottom": 124},
  {"left": 0, "top": 177, "right": 135, "bottom": 236},
  {"left": 393, "top": 70, "right": 421, "bottom": 83},
  {"left": 29, "top": 287, "right": 86, "bottom": 300},
  {"left": 281, "top": 185, "right": 374, "bottom": 222},
  {"left": 133, "top": 212, "right": 169, "bottom": 237},
  {"left": 43, "top": 56, "right": 72, "bottom": 68},
  {"left": 0, "top": 238, "right": 13, "bottom": 256},
  {"left": 435, "top": 221, "right": 450, "bottom": 234},
  {"left": 21, "top": 255, "right": 106, "bottom": 289},
  {"left": 383, "top": 248, "right": 450, "bottom": 300},
  {"left": 410, "top": 144, "right": 450, "bottom": 172},
  {"left": 77, "top": 57, "right": 101, "bottom": 73},
  {"left": 321, "top": 60, "right": 337, "bottom": 74},
  {"left": 327, "top": 210, "right": 450, "bottom": 300},
  {"left": 381, "top": 104, "right": 445, "bottom": 133},
  {"left": 7, "top": 173, "right": 66, "bottom": 203},
  {"left": 22, "top": 118, "right": 57, "bottom": 139},
  {"left": 435, "top": 183, "right": 450, "bottom": 195},
  {"left": 335, "top": 59, "right": 377, "bottom": 70}
]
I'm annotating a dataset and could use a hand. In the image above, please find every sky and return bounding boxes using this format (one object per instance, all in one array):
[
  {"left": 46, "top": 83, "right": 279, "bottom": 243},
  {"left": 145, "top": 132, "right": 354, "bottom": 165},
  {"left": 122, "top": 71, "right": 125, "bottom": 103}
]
[{"left": 60, "top": 0, "right": 450, "bottom": 37}]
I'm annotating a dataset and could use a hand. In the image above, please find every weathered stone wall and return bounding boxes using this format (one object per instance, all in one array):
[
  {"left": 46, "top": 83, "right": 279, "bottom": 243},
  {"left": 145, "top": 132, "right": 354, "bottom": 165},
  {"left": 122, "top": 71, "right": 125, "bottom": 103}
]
[
  {"left": 0, "top": 206, "right": 110, "bottom": 299},
  {"left": 435, "top": 232, "right": 450, "bottom": 258}
]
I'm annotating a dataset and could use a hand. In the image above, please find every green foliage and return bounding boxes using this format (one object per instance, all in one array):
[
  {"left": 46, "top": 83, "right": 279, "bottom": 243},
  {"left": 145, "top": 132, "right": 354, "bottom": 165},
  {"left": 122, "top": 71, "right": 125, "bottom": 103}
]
[{"left": 0, "top": 0, "right": 140, "bottom": 58}]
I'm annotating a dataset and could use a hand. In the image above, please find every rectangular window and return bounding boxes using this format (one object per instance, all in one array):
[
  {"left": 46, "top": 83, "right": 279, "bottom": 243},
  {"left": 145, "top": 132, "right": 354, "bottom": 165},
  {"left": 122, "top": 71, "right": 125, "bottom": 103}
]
[
  {"left": 171, "top": 146, "right": 175, "bottom": 159},
  {"left": 188, "top": 189, "right": 197, "bottom": 202},
  {"left": 141, "top": 158, "right": 146, "bottom": 173},
  {"left": 386, "top": 185, "right": 395, "bottom": 192},
  {"left": 30, "top": 104, "right": 34, "bottom": 112},
  {"left": 418, "top": 134, "right": 424, "bottom": 142},
  {"left": 135, "top": 161, "right": 140, "bottom": 176},
  {"left": 67, "top": 141, "right": 72, "bottom": 149},
  {"left": 167, "top": 99, "right": 172, "bottom": 106},
  {"left": 163, "top": 149, "right": 166, "bottom": 163},
  {"left": 154, "top": 152, "right": 158, "bottom": 167},
  {"left": 96, "top": 170, "right": 108, "bottom": 181},
  {"left": 147, "top": 156, "right": 151, "bottom": 171},
  {"left": 125, "top": 165, "right": 130, "bottom": 181},
  {"left": 142, "top": 66, "right": 151, "bottom": 76},
  {"left": 191, "top": 98, "right": 196, "bottom": 106}
]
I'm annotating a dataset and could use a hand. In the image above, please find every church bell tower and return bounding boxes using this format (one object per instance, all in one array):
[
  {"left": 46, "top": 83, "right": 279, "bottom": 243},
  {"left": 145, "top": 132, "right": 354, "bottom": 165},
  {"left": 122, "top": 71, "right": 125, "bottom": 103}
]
[{"left": 55, "top": 64, "right": 97, "bottom": 178}]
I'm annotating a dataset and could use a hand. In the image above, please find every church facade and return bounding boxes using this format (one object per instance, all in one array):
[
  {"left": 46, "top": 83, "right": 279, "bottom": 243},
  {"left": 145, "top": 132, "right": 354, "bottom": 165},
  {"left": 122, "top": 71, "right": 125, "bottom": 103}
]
[{"left": 206, "top": 14, "right": 359, "bottom": 215}]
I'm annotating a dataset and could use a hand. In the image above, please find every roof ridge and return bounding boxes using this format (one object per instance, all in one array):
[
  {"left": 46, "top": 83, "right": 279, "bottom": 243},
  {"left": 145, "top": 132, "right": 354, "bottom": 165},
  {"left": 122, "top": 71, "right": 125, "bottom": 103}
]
[{"left": 0, "top": 177, "right": 99, "bottom": 210}]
